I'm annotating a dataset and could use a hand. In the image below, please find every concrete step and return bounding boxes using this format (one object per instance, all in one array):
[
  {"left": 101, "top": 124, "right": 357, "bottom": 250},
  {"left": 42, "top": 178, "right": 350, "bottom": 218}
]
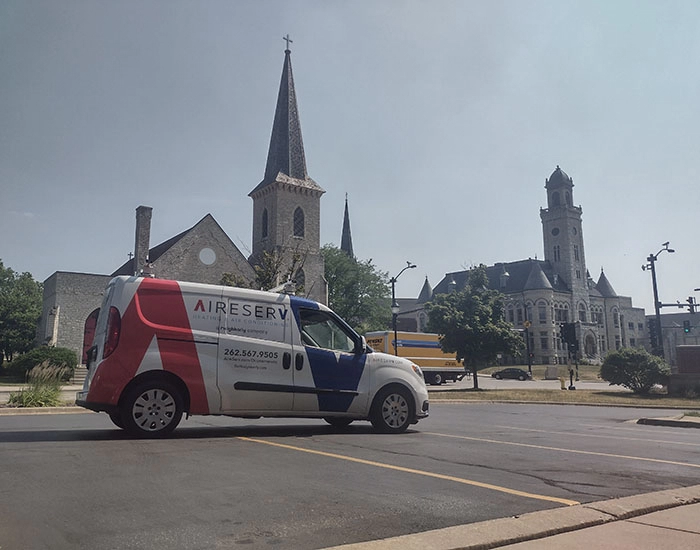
[{"left": 71, "top": 366, "right": 87, "bottom": 386}]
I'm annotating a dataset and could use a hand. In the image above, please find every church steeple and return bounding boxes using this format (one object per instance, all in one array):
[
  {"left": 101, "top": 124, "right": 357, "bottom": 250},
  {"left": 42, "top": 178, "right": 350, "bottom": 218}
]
[
  {"left": 250, "top": 42, "right": 323, "bottom": 194},
  {"left": 340, "top": 194, "right": 354, "bottom": 258},
  {"left": 248, "top": 39, "right": 327, "bottom": 304}
]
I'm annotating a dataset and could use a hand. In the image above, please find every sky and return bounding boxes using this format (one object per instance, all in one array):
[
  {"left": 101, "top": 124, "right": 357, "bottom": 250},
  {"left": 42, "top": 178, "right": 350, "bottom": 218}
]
[{"left": 1, "top": 0, "right": 699, "bottom": 314}]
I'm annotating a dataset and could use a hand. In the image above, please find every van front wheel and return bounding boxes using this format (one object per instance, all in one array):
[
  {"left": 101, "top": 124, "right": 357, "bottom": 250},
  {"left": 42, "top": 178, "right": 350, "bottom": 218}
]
[
  {"left": 370, "top": 386, "right": 414, "bottom": 434},
  {"left": 121, "top": 380, "right": 183, "bottom": 438}
]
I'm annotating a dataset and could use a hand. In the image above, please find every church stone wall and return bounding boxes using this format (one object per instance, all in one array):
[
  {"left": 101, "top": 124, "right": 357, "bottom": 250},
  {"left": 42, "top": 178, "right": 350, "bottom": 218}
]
[
  {"left": 153, "top": 217, "right": 255, "bottom": 285},
  {"left": 37, "top": 272, "right": 112, "bottom": 364}
]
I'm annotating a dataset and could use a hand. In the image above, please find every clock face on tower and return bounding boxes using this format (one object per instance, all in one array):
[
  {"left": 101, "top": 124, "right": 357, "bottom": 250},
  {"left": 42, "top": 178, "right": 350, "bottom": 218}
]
[{"left": 551, "top": 227, "right": 560, "bottom": 236}]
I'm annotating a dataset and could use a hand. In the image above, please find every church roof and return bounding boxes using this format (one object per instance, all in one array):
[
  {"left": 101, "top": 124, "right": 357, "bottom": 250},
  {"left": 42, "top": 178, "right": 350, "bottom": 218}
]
[
  {"left": 596, "top": 269, "right": 618, "bottom": 297},
  {"left": 340, "top": 196, "right": 354, "bottom": 258},
  {"left": 249, "top": 47, "right": 324, "bottom": 196},
  {"left": 417, "top": 276, "right": 433, "bottom": 304},
  {"left": 545, "top": 165, "right": 573, "bottom": 188}
]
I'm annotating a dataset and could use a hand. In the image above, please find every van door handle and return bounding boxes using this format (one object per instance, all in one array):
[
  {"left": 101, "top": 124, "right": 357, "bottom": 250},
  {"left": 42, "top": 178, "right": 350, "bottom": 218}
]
[
  {"left": 295, "top": 353, "right": 304, "bottom": 370},
  {"left": 283, "top": 352, "right": 291, "bottom": 370}
]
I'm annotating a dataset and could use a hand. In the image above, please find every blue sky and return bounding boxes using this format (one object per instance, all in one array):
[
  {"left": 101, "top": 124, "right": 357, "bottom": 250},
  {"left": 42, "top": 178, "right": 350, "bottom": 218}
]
[{"left": 1, "top": 1, "right": 698, "bottom": 313}]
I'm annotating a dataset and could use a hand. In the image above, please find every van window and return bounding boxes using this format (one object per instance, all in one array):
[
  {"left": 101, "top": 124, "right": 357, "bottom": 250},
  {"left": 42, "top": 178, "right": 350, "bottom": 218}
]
[{"left": 299, "top": 309, "right": 356, "bottom": 352}]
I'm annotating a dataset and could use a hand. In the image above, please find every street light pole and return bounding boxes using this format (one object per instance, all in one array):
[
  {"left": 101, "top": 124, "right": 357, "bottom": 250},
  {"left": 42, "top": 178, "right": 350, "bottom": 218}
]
[
  {"left": 642, "top": 242, "right": 675, "bottom": 358},
  {"left": 390, "top": 261, "right": 417, "bottom": 356}
]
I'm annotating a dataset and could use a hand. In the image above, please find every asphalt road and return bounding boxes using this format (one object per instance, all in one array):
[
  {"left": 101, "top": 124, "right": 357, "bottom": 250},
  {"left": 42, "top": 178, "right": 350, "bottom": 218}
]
[{"left": 1, "top": 403, "right": 698, "bottom": 550}]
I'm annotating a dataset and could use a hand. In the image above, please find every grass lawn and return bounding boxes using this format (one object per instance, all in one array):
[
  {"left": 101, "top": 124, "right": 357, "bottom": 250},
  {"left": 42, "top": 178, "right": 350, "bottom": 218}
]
[
  {"left": 480, "top": 364, "right": 602, "bottom": 381},
  {"left": 430, "top": 388, "right": 700, "bottom": 409}
]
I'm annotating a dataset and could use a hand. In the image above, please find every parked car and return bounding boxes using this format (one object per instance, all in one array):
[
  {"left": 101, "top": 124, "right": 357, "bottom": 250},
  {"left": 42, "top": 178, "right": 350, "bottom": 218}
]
[{"left": 491, "top": 368, "right": 531, "bottom": 381}]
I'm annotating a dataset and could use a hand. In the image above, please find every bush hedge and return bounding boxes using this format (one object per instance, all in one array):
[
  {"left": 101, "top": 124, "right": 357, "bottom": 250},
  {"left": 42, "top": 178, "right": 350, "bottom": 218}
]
[{"left": 4, "top": 346, "right": 78, "bottom": 381}]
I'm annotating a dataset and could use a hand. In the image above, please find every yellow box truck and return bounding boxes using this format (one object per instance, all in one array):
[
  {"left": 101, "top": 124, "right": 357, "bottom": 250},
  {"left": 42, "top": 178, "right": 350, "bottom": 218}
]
[{"left": 365, "top": 331, "right": 466, "bottom": 385}]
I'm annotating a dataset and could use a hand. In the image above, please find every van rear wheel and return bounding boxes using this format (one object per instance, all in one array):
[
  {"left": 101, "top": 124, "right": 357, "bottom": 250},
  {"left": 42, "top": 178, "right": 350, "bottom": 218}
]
[
  {"left": 370, "top": 386, "right": 414, "bottom": 434},
  {"left": 121, "top": 380, "right": 183, "bottom": 438}
]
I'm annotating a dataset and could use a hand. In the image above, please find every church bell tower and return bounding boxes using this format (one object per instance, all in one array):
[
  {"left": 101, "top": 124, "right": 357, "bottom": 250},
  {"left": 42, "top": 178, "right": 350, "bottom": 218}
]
[{"left": 249, "top": 39, "right": 326, "bottom": 303}]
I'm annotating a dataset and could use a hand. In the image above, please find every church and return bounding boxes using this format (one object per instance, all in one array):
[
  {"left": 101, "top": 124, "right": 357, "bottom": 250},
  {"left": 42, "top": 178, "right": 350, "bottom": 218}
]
[
  {"left": 37, "top": 44, "right": 327, "bottom": 364},
  {"left": 397, "top": 166, "right": 648, "bottom": 365}
]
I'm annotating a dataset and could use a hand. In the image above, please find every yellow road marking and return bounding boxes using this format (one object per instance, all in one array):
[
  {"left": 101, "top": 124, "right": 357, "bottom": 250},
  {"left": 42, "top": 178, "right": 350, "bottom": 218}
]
[
  {"left": 495, "top": 425, "right": 700, "bottom": 448},
  {"left": 426, "top": 432, "right": 700, "bottom": 469},
  {"left": 238, "top": 436, "right": 579, "bottom": 506}
]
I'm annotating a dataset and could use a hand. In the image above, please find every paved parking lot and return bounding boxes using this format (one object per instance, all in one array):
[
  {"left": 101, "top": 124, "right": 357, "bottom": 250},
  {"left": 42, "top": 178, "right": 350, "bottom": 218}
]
[{"left": 1, "top": 401, "right": 697, "bottom": 549}]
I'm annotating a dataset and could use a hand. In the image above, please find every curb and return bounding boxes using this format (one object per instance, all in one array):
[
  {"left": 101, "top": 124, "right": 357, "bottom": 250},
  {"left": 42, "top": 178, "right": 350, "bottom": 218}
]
[
  {"left": 637, "top": 417, "right": 700, "bottom": 429},
  {"left": 0, "top": 406, "right": 84, "bottom": 415},
  {"left": 322, "top": 485, "right": 700, "bottom": 550}
]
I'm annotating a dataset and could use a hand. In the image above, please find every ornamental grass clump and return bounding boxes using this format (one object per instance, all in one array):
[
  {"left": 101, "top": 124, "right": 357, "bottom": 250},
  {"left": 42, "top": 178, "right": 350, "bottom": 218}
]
[{"left": 7, "top": 362, "right": 69, "bottom": 407}]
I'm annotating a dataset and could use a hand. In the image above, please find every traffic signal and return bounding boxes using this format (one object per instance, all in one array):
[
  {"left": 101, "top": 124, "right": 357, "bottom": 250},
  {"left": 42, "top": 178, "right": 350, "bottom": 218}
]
[
  {"left": 687, "top": 297, "right": 696, "bottom": 314},
  {"left": 684, "top": 320, "right": 691, "bottom": 333}
]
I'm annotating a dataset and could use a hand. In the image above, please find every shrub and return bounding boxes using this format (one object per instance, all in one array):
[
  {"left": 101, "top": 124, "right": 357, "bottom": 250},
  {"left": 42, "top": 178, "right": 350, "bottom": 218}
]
[
  {"left": 7, "top": 362, "right": 69, "bottom": 407},
  {"left": 600, "top": 348, "right": 670, "bottom": 395},
  {"left": 5, "top": 346, "right": 77, "bottom": 381}
]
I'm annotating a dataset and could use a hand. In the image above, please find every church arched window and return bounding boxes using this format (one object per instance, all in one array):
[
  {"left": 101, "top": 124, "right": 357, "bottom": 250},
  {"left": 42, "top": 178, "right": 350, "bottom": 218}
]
[
  {"left": 552, "top": 191, "right": 560, "bottom": 206},
  {"left": 293, "top": 207, "right": 305, "bottom": 237},
  {"left": 262, "top": 208, "right": 268, "bottom": 239},
  {"left": 565, "top": 191, "right": 572, "bottom": 206}
]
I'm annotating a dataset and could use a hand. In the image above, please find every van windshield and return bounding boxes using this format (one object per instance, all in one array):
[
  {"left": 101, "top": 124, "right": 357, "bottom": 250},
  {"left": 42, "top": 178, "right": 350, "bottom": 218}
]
[{"left": 299, "top": 309, "right": 356, "bottom": 352}]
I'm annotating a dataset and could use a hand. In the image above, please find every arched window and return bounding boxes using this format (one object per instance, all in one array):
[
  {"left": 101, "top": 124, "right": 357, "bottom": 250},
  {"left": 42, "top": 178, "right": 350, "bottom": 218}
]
[
  {"left": 565, "top": 191, "right": 572, "bottom": 206},
  {"left": 293, "top": 207, "right": 304, "bottom": 237},
  {"left": 552, "top": 191, "right": 560, "bottom": 206},
  {"left": 262, "top": 208, "right": 268, "bottom": 239},
  {"left": 578, "top": 303, "right": 587, "bottom": 323},
  {"left": 82, "top": 308, "right": 100, "bottom": 364}
]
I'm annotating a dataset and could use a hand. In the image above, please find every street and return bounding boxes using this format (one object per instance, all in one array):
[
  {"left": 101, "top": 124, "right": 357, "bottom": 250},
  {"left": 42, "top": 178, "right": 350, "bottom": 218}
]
[{"left": 1, "top": 403, "right": 698, "bottom": 549}]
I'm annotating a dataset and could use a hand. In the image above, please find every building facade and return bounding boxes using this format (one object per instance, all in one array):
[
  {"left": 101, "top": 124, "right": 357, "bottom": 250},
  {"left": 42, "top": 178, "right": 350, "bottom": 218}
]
[{"left": 403, "top": 167, "right": 647, "bottom": 365}]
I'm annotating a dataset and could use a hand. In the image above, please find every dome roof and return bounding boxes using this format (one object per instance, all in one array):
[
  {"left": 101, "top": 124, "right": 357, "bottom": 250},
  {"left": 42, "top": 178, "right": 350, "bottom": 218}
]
[{"left": 546, "top": 165, "right": 573, "bottom": 188}]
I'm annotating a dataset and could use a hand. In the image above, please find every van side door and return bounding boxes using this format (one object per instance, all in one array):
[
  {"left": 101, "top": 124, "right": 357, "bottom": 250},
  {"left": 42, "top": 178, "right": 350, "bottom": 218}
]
[
  {"left": 217, "top": 295, "right": 294, "bottom": 412},
  {"left": 291, "top": 308, "right": 370, "bottom": 414}
]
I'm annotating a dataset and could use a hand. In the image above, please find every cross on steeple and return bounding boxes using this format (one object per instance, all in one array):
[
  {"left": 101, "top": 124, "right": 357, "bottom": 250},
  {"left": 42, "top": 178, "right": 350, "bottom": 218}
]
[{"left": 283, "top": 34, "right": 293, "bottom": 51}]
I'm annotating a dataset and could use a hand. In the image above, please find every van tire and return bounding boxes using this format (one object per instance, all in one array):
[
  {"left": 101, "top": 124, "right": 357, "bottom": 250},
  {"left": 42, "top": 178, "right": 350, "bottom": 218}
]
[
  {"left": 370, "top": 386, "right": 414, "bottom": 434},
  {"left": 432, "top": 373, "right": 443, "bottom": 386},
  {"left": 121, "top": 380, "right": 183, "bottom": 438},
  {"left": 324, "top": 417, "right": 353, "bottom": 428}
]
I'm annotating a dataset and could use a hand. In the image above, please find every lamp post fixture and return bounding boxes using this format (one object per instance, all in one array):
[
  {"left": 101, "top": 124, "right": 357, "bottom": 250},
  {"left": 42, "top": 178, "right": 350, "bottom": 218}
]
[
  {"left": 390, "top": 261, "right": 417, "bottom": 356},
  {"left": 642, "top": 242, "right": 675, "bottom": 358}
]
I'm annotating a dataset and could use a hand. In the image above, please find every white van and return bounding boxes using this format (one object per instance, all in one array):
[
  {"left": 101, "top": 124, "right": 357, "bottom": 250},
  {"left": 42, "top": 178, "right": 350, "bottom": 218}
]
[{"left": 77, "top": 276, "right": 429, "bottom": 437}]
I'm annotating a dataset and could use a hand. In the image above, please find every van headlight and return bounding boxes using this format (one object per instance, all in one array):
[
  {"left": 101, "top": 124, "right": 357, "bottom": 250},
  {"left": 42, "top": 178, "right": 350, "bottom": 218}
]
[{"left": 411, "top": 363, "right": 423, "bottom": 379}]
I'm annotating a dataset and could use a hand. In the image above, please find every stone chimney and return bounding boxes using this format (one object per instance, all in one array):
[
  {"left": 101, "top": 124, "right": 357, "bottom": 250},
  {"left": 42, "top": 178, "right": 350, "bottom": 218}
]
[{"left": 134, "top": 206, "right": 152, "bottom": 276}]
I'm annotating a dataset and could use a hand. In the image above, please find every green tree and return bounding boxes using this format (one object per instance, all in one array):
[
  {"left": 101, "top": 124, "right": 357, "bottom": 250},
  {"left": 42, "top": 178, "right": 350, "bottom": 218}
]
[
  {"left": 425, "top": 265, "right": 524, "bottom": 389},
  {"left": 600, "top": 348, "right": 670, "bottom": 395},
  {"left": 221, "top": 244, "right": 307, "bottom": 293},
  {"left": 0, "top": 260, "right": 43, "bottom": 365},
  {"left": 322, "top": 245, "right": 390, "bottom": 335}
]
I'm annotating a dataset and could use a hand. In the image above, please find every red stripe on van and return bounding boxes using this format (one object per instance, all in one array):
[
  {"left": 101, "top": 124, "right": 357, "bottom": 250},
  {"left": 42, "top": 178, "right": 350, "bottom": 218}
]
[{"left": 88, "top": 279, "right": 210, "bottom": 414}]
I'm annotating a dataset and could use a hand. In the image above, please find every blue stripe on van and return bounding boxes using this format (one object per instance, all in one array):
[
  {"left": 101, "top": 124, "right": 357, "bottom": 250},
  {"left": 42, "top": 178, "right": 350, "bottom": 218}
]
[{"left": 289, "top": 296, "right": 365, "bottom": 412}]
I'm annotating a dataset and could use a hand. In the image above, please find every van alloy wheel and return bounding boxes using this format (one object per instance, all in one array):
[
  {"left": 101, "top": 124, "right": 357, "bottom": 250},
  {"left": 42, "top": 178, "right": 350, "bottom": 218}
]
[
  {"left": 122, "top": 380, "right": 183, "bottom": 437},
  {"left": 370, "top": 386, "right": 413, "bottom": 433}
]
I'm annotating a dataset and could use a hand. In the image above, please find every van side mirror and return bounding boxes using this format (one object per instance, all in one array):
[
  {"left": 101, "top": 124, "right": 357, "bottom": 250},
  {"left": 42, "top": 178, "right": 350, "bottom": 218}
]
[{"left": 355, "top": 335, "right": 368, "bottom": 355}]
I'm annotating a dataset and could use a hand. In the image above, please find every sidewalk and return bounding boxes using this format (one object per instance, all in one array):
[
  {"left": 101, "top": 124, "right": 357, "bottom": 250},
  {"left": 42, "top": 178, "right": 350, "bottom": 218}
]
[{"left": 325, "top": 485, "right": 700, "bottom": 550}]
